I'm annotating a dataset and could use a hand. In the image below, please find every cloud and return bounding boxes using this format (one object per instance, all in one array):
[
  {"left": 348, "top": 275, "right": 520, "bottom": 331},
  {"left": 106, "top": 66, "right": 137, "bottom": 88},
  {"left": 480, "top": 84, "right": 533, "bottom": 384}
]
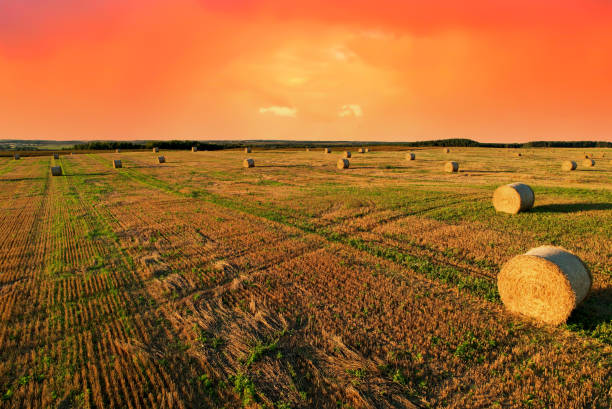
[
  {"left": 259, "top": 106, "right": 297, "bottom": 117},
  {"left": 338, "top": 104, "right": 363, "bottom": 117}
]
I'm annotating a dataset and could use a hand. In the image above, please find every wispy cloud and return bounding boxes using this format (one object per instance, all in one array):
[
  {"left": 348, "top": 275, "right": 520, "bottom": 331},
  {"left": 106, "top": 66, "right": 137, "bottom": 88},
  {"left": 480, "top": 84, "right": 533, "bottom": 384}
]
[
  {"left": 338, "top": 104, "right": 363, "bottom": 117},
  {"left": 259, "top": 106, "right": 297, "bottom": 118}
]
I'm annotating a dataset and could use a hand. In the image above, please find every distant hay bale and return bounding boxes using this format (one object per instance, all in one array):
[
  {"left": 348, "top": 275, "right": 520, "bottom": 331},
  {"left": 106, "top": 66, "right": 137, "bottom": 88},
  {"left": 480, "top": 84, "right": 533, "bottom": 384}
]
[
  {"left": 365, "top": 148, "right": 369, "bottom": 152},
  {"left": 406, "top": 152, "right": 415, "bottom": 160},
  {"left": 192, "top": 146, "right": 198, "bottom": 152},
  {"left": 13, "top": 154, "right": 20, "bottom": 160},
  {"left": 245, "top": 147, "right": 251, "bottom": 153},
  {"left": 306, "top": 148, "right": 310, "bottom": 152},
  {"left": 583, "top": 154, "right": 590, "bottom": 159},
  {"left": 53, "top": 153, "right": 59, "bottom": 159},
  {"left": 243, "top": 158, "right": 254, "bottom": 168},
  {"left": 358, "top": 148, "right": 365, "bottom": 153},
  {"left": 158, "top": 156, "right": 165, "bottom": 164},
  {"left": 562, "top": 160, "right": 577, "bottom": 171},
  {"left": 113, "top": 160, "right": 122, "bottom": 169},
  {"left": 337, "top": 158, "right": 349, "bottom": 169},
  {"left": 515, "top": 152, "right": 522, "bottom": 157},
  {"left": 492, "top": 183, "right": 535, "bottom": 214},
  {"left": 444, "top": 161, "right": 458, "bottom": 172},
  {"left": 324, "top": 148, "right": 331, "bottom": 153},
  {"left": 50, "top": 166, "right": 62, "bottom": 176},
  {"left": 443, "top": 148, "right": 450, "bottom": 153},
  {"left": 582, "top": 158, "right": 595, "bottom": 167},
  {"left": 153, "top": 147, "right": 159, "bottom": 153},
  {"left": 115, "top": 149, "right": 121, "bottom": 153},
  {"left": 344, "top": 151, "right": 351, "bottom": 158},
  {"left": 498, "top": 246, "right": 592, "bottom": 325}
]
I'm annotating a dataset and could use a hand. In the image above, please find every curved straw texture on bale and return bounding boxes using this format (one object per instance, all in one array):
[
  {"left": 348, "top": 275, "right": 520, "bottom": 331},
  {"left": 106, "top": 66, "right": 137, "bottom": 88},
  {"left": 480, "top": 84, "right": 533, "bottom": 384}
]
[
  {"left": 492, "top": 183, "right": 535, "bottom": 214},
  {"left": 158, "top": 156, "right": 165, "bottom": 164},
  {"left": 153, "top": 147, "right": 159, "bottom": 153},
  {"left": 582, "top": 159, "right": 595, "bottom": 167},
  {"left": 443, "top": 148, "right": 450, "bottom": 153},
  {"left": 14, "top": 155, "right": 20, "bottom": 160},
  {"left": 406, "top": 152, "right": 415, "bottom": 160},
  {"left": 444, "top": 161, "right": 458, "bottom": 172},
  {"left": 53, "top": 154, "right": 59, "bottom": 159},
  {"left": 50, "top": 166, "right": 62, "bottom": 176},
  {"left": 498, "top": 246, "right": 591, "bottom": 325},
  {"left": 562, "top": 160, "right": 577, "bottom": 171},
  {"left": 337, "top": 158, "right": 349, "bottom": 169},
  {"left": 243, "top": 158, "right": 254, "bottom": 168},
  {"left": 344, "top": 151, "right": 351, "bottom": 158},
  {"left": 245, "top": 147, "right": 251, "bottom": 153},
  {"left": 113, "top": 160, "right": 122, "bottom": 169},
  {"left": 324, "top": 148, "right": 331, "bottom": 153},
  {"left": 192, "top": 147, "right": 197, "bottom": 152}
]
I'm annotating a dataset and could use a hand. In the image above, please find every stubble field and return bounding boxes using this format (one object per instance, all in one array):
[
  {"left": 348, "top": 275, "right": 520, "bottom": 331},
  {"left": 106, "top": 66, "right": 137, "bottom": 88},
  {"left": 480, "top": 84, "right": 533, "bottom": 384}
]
[{"left": 0, "top": 147, "right": 610, "bottom": 409}]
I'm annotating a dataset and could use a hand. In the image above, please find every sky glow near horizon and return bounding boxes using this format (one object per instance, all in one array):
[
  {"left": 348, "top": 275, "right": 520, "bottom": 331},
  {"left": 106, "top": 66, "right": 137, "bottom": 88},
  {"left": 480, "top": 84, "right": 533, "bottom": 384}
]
[{"left": 1, "top": 0, "right": 612, "bottom": 142}]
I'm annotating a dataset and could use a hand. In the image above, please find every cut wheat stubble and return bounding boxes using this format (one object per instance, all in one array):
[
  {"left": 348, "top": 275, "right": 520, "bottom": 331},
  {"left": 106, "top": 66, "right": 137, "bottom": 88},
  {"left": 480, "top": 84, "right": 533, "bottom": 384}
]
[{"left": 498, "top": 246, "right": 592, "bottom": 325}]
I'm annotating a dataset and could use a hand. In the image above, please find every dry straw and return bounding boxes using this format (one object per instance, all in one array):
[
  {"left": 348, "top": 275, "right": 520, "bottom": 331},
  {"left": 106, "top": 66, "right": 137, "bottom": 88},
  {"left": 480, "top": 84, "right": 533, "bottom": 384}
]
[
  {"left": 344, "top": 151, "right": 351, "bottom": 158},
  {"left": 53, "top": 153, "right": 59, "bottom": 159},
  {"left": 493, "top": 183, "right": 535, "bottom": 214},
  {"left": 406, "top": 152, "right": 415, "bottom": 160},
  {"left": 562, "top": 160, "right": 577, "bottom": 171},
  {"left": 158, "top": 156, "right": 165, "bottom": 164},
  {"left": 113, "top": 160, "right": 122, "bottom": 169},
  {"left": 498, "top": 246, "right": 591, "bottom": 325},
  {"left": 245, "top": 147, "right": 251, "bottom": 153},
  {"left": 243, "top": 158, "right": 255, "bottom": 168},
  {"left": 50, "top": 166, "right": 63, "bottom": 176},
  {"left": 192, "top": 146, "right": 198, "bottom": 152},
  {"left": 582, "top": 158, "right": 595, "bottom": 167},
  {"left": 337, "top": 158, "right": 349, "bottom": 169},
  {"left": 444, "top": 161, "right": 458, "bottom": 172},
  {"left": 153, "top": 147, "right": 159, "bottom": 153}
]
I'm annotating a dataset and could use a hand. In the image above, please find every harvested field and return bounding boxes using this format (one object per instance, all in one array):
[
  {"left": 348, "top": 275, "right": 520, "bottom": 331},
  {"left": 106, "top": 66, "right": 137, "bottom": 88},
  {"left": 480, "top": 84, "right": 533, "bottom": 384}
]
[{"left": 0, "top": 147, "right": 610, "bottom": 409}]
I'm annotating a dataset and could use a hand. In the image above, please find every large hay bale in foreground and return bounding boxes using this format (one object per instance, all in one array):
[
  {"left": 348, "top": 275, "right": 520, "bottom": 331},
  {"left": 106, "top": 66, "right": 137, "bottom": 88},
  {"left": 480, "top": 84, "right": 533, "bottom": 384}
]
[
  {"left": 192, "top": 146, "right": 198, "bottom": 152},
  {"left": 53, "top": 153, "right": 59, "bottom": 159},
  {"left": 444, "top": 161, "right": 458, "bottom": 172},
  {"left": 324, "top": 148, "right": 331, "bottom": 154},
  {"left": 113, "top": 160, "right": 122, "bottom": 169},
  {"left": 243, "top": 158, "right": 254, "bottom": 168},
  {"left": 158, "top": 156, "right": 165, "bottom": 164},
  {"left": 337, "top": 158, "right": 349, "bottom": 169},
  {"left": 344, "top": 151, "right": 351, "bottom": 158},
  {"left": 582, "top": 158, "right": 595, "bottom": 167},
  {"left": 13, "top": 154, "right": 20, "bottom": 160},
  {"left": 498, "top": 246, "right": 591, "bottom": 325},
  {"left": 245, "top": 147, "right": 251, "bottom": 153},
  {"left": 406, "top": 152, "right": 415, "bottom": 160},
  {"left": 492, "top": 183, "right": 535, "bottom": 214},
  {"left": 50, "top": 166, "right": 62, "bottom": 176},
  {"left": 562, "top": 160, "right": 577, "bottom": 171},
  {"left": 153, "top": 147, "right": 159, "bottom": 153}
]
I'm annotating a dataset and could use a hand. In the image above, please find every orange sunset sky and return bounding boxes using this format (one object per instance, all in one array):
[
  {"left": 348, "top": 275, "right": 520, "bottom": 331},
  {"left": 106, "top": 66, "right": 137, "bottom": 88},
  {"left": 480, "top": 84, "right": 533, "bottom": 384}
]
[{"left": 1, "top": 0, "right": 612, "bottom": 142}]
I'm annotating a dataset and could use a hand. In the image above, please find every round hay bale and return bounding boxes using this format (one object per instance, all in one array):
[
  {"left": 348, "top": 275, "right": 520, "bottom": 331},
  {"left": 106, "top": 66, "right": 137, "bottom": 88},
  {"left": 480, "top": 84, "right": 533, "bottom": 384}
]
[
  {"left": 244, "top": 147, "right": 251, "bottom": 153},
  {"left": 13, "top": 154, "right": 20, "bottom": 160},
  {"left": 243, "top": 158, "right": 254, "bottom": 168},
  {"left": 364, "top": 148, "right": 369, "bottom": 153},
  {"left": 53, "top": 153, "right": 59, "bottom": 160},
  {"left": 406, "top": 152, "right": 415, "bottom": 161},
  {"left": 113, "top": 160, "right": 122, "bottom": 169},
  {"left": 192, "top": 146, "right": 198, "bottom": 152},
  {"left": 492, "top": 183, "right": 535, "bottom": 214},
  {"left": 337, "top": 158, "right": 349, "bottom": 169},
  {"left": 515, "top": 152, "right": 522, "bottom": 157},
  {"left": 561, "top": 160, "right": 577, "bottom": 171},
  {"left": 153, "top": 147, "right": 159, "bottom": 153},
  {"left": 444, "top": 161, "right": 458, "bottom": 172},
  {"left": 583, "top": 154, "right": 590, "bottom": 159},
  {"left": 582, "top": 158, "right": 595, "bottom": 167},
  {"left": 344, "top": 151, "right": 351, "bottom": 158},
  {"left": 306, "top": 148, "right": 310, "bottom": 152},
  {"left": 158, "top": 156, "right": 165, "bottom": 164},
  {"left": 50, "top": 166, "right": 62, "bottom": 176},
  {"left": 324, "top": 148, "right": 331, "bottom": 154},
  {"left": 115, "top": 149, "right": 121, "bottom": 153},
  {"left": 498, "top": 246, "right": 592, "bottom": 325},
  {"left": 358, "top": 148, "right": 365, "bottom": 153},
  {"left": 443, "top": 148, "right": 450, "bottom": 153}
]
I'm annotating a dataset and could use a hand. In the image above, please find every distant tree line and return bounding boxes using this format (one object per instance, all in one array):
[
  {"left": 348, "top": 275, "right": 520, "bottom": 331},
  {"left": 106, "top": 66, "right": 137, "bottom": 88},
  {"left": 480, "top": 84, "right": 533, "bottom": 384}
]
[{"left": 71, "top": 140, "right": 224, "bottom": 151}]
